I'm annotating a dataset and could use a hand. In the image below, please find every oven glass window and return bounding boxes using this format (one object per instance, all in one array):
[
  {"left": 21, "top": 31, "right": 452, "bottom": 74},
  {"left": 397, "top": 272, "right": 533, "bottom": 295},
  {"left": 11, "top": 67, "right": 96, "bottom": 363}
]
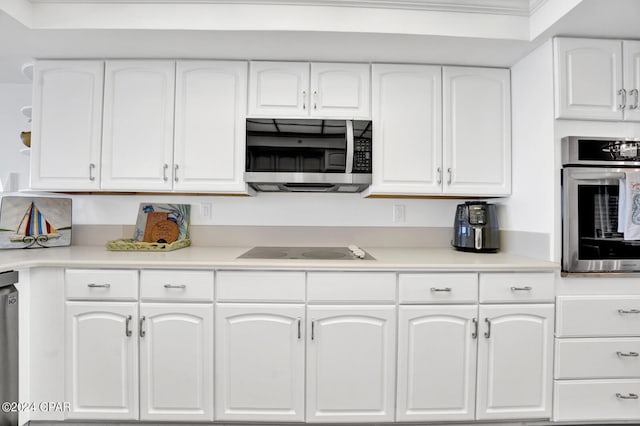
[{"left": 578, "top": 184, "right": 640, "bottom": 259}]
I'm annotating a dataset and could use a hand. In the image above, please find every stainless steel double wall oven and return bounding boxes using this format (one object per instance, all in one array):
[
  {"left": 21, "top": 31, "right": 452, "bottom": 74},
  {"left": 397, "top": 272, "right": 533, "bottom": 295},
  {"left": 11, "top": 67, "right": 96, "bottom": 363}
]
[{"left": 562, "top": 136, "right": 640, "bottom": 273}]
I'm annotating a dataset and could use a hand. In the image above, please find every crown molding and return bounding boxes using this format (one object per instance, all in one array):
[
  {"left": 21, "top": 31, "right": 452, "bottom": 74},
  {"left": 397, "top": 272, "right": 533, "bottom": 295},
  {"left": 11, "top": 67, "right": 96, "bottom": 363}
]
[{"left": 27, "top": 0, "right": 537, "bottom": 16}]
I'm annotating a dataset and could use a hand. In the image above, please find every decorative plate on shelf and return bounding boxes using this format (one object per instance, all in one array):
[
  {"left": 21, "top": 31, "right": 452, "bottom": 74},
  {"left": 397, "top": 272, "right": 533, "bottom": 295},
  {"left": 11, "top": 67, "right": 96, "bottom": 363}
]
[{"left": 0, "top": 196, "right": 72, "bottom": 249}]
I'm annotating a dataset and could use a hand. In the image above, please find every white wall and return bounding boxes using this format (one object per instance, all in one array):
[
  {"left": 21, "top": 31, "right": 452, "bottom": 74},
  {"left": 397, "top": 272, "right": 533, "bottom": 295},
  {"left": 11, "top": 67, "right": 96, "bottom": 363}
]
[{"left": 0, "top": 83, "right": 30, "bottom": 191}]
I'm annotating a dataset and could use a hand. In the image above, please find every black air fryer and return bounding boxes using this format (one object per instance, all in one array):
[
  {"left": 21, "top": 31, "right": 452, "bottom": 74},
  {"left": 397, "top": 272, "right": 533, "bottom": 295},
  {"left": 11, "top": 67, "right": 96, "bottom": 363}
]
[{"left": 452, "top": 201, "right": 499, "bottom": 253}]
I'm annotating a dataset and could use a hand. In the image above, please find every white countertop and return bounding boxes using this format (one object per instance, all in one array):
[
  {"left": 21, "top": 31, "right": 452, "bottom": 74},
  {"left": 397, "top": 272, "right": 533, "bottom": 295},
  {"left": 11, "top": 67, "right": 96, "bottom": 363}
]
[{"left": 0, "top": 245, "right": 558, "bottom": 271}]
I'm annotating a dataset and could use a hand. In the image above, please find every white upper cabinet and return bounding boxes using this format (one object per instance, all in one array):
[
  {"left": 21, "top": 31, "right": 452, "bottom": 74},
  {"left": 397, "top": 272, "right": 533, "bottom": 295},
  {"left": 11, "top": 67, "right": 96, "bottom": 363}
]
[
  {"left": 174, "top": 61, "right": 248, "bottom": 193},
  {"left": 370, "top": 64, "right": 443, "bottom": 195},
  {"left": 554, "top": 37, "right": 640, "bottom": 121},
  {"left": 624, "top": 40, "right": 640, "bottom": 121},
  {"left": 369, "top": 64, "right": 510, "bottom": 197},
  {"left": 310, "top": 63, "right": 370, "bottom": 118},
  {"left": 443, "top": 66, "right": 511, "bottom": 196},
  {"left": 30, "top": 60, "right": 104, "bottom": 190},
  {"left": 306, "top": 306, "right": 396, "bottom": 422},
  {"left": 101, "top": 60, "right": 176, "bottom": 191},
  {"left": 476, "top": 304, "right": 554, "bottom": 420},
  {"left": 249, "top": 61, "right": 370, "bottom": 118}
]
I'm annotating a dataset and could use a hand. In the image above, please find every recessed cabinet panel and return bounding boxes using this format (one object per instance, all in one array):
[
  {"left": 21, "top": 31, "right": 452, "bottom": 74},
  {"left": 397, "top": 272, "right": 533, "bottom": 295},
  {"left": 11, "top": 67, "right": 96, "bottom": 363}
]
[
  {"left": 139, "top": 303, "right": 213, "bottom": 421},
  {"left": 174, "top": 61, "right": 248, "bottom": 192},
  {"left": 306, "top": 306, "right": 396, "bottom": 422},
  {"left": 396, "top": 305, "right": 477, "bottom": 421},
  {"left": 249, "top": 61, "right": 309, "bottom": 116},
  {"left": 215, "top": 304, "right": 305, "bottom": 422},
  {"left": 476, "top": 304, "right": 554, "bottom": 420},
  {"left": 65, "top": 302, "right": 139, "bottom": 420},
  {"left": 310, "top": 63, "right": 370, "bottom": 118},
  {"left": 554, "top": 38, "right": 623, "bottom": 120},
  {"left": 101, "top": 60, "right": 175, "bottom": 190},
  {"left": 370, "top": 64, "right": 443, "bottom": 194},
  {"left": 31, "top": 60, "right": 104, "bottom": 190},
  {"left": 443, "top": 67, "right": 511, "bottom": 196}
]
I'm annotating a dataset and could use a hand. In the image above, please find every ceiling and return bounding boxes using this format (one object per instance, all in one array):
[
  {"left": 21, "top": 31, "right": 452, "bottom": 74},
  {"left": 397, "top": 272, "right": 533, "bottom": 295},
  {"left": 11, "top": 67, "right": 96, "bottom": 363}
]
[{"left": 1, "top": 0, "right": 639, "bottom": 83}]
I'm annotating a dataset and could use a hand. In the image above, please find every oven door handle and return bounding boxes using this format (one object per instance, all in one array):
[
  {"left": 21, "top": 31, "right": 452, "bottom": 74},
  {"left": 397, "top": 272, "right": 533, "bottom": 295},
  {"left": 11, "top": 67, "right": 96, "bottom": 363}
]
[
  {"left": 568, "top": 170, "right": 626, "bottom": 181},
  {"left": 345, "top": 120, "right": 354, "bottom": 174}
]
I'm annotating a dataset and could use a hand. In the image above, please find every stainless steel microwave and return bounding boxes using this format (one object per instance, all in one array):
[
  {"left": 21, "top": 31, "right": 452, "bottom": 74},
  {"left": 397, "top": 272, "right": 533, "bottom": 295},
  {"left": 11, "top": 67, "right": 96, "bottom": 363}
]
[{"left": 244, "top": 118, "right": 372, "bottom": 192}]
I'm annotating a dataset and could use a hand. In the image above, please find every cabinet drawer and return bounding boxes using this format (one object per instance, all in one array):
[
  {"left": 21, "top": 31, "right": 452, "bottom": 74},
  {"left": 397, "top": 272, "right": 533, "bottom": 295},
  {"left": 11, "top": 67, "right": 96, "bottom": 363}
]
[
  {"left": 65, "top": 269, "right": 138, "bottom": 300},
  {"left": 216, "top": 271, "right": 305, "bottom": 302},
  {"left": 556, "top": 295, "right": 640, "bottom": 337},
  {"left": 307, "top": 272, "right": 395, "bottom": 303},
  {"left": 399, "top": 273, "right": 477, "bottom": 304},
  {"left": 556, "top": 338, "right": 640, "bottom": 379},
  {"left": 479, "top": 272, "right": 554, "bottom": 303},
  {"left": 140, "top": 270, "right": 214, "bottom": 302},
  {"left": 554, "top": 380, "right": 640, "bottom": 421}
]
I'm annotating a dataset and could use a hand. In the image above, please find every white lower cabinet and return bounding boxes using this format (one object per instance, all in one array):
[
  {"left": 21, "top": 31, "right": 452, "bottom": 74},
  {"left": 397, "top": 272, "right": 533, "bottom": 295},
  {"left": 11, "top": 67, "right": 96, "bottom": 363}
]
[
  {"left": 306, "top": 305, "right": 396, "bottom": 422},
  {"left": 214, "top": 303, "right": 305, "bottom": 421},
  {"left": 65, "top": 301, "right": 139, "bottom": 420},
  {"left": 476, "top": 304, "right": 554, "bottom": 420},
  {"left": 139, "top": 303, "right": 214, "bottom": 421},
  {"left": 396, "top": 305, "right": 478, "bottom": 421}
]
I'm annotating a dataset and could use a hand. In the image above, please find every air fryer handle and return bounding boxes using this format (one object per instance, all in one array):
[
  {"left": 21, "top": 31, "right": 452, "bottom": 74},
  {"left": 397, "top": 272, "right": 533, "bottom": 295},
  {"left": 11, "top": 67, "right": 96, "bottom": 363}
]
[{"left": 474, "top": 226, "right": 483, "bottom": 250}]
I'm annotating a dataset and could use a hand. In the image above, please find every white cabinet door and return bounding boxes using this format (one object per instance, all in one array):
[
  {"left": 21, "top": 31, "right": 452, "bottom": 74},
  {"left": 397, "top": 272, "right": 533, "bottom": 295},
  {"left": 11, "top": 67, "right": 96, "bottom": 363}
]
[
  {"left": 369, "top": 64, "right": 442, "bottom": 195},
  {"left": 139, "top": 303, "right": 213, "bottom": 421},
  {"left": 174, "top": 61, "right": 249, "bottom": 193},
  {"left": 554, "top": 38, "right": 623, "bottom": 120},
  {"left": 397, "top": 305, "right": 477, "bottom": 422},
  {"left": 101, "top": 60, "right": 175, "bottom": 190},
  {"left": 30, "top": 60, "right": 103, "bottom": 190},
  {"left": 476, "top": 304, "right": 554, "bottom": 420},
  {"left": 623, "top": 40, "right": 640, "bottom": 121},
  {"left": 310, "top": 63, "right": 370, "bottom": 118},
  {"left": 215, "top": 303, "right": 305, "bottom": 422},
  {"left": 306, "top": 305, "right": 396, "bottom": 422},
  {"left": 443, "top": 66, "right": 511, "bottom": 196},
  {"left": 65, "top": 302, "right": 138, "bottom": 420},
  {"left": 248, "top": 61, "right": 309, "bottom": 116}
]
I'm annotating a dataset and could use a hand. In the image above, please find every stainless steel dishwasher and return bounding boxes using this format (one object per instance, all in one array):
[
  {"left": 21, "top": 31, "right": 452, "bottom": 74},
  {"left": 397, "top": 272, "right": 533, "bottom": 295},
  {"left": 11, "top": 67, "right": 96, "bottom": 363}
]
[{"left": 0, "top": 270, "right": 18, "bottom": 426}]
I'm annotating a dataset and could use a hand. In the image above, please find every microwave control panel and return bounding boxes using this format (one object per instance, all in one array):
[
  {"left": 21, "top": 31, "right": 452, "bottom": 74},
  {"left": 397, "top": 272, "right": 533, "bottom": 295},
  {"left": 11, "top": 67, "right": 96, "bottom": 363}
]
[{"left": 353, "top": 138, "right": 372, "bottom": 172}]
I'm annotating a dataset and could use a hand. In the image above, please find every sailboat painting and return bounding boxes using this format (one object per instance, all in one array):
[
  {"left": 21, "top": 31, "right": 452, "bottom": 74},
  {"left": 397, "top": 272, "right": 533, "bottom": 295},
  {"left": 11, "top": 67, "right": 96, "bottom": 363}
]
[{"left": 0, "top": 197, "right": 71, "bottom": 249}]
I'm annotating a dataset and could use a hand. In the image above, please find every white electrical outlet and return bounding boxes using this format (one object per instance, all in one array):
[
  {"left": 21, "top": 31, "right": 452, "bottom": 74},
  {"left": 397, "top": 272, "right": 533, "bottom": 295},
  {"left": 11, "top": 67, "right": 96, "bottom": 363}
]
[
  {"left": 200, "top": 203, "right": 213, "bottom": 223},
  {"left": 393, "top": 204, "right": 405, "bottom": 223}
]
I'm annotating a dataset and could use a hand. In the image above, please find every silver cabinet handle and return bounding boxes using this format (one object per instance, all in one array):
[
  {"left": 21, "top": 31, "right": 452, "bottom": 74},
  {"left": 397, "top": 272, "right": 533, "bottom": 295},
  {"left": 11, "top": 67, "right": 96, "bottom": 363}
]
[
  {"left": 510, "top": 286, "right": 532, "bottom": 291},
  {"left": 139, "top": 316, "right": 146, "bottom": 338},
  {"left": 431, "top": 287, "right": 452, "bottom": 292},
  {"left": 617, "top": 351, "right": 640, "bottom": 357},
  {"left": 436, "top": 167, "right": 442, "bottom": 184},
  {"left": 125, "top": 315, "right": 132, "bottom": 337},
  {"left": 631, "top": 89, "right": 639, "bottom": 110},
  {"left": 302, "top": 90, "right": 307, "bottom": 110},
  {"left": 174, "top": 164, "right": 179, "bottom": 182},
  {"left": 311, "top": 320, "right": 316, "bottom": 340},
  {"left": 163, "top": 164, "right": 169, "bottom": 181},
  {"left": 619, "top": 309, "right": 640, "bottom": 314},
  {"left": 472, "top": 317, "right": 478, "bottom": 339},
  {"left": 484, "top": 318, "right": 491, "bottom": 338},
  {"left": 297, "top": 318, "right": 302, "bottom": 340},
  {"left": 89, "top": 163, "right": 96, "bottom": 181},
  {"left": 616, "top": 393, "right": 639, "bottom": 400},
  {"left": 164, "top": 284, "right": 186, "bottom": 289},
  {"left": 619, "top": 88, "right": 628, "bottom": 110},
  {"left": 87, "top": 283, "right": 111, "bottom": 288},
  {"left": 447, "top": 168, "right": 452, "bottom": 185}
]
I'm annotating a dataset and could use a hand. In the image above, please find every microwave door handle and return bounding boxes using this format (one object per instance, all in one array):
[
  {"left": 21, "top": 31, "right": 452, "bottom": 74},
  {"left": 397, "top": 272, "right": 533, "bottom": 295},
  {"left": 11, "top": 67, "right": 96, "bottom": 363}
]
[{"left": 346, "top": 120, "right": 354, "bottom": 173}]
